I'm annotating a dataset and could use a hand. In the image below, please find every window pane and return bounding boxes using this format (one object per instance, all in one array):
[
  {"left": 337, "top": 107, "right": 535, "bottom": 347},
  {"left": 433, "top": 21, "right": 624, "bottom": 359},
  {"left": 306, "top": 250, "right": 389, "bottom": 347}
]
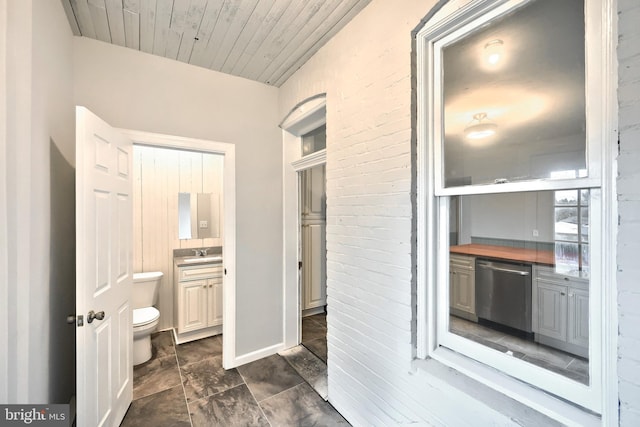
[
  {"left": 301, "top": 125, "right": 326, "bottom": 156},
  {"left": 581, "top": 244, "right": 590, "bottom": 273},
  {"left": 441, "top": 0, "right": 586, "bottom": 187},
  {"left": 555, "top": 190, "right": 578, "bottom": 206},
  {"left": 580, "top": 188, "right": 590, "bottom": 205},
  {"left": 555, "top": 207, "right": 579, "bottom": 241},
  {"left": 449, "top": 190, "right": 589, "bottom": 386},
  {"left": 580, "top": 207, "right": 589, "bottom": 243}
]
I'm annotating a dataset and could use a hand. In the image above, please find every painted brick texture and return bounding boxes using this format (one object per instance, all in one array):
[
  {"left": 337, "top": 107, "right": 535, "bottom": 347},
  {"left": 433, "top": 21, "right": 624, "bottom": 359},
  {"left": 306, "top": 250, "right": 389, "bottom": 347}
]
[{"left": 618, "top": 0, "right": 640, "bottom": 425}]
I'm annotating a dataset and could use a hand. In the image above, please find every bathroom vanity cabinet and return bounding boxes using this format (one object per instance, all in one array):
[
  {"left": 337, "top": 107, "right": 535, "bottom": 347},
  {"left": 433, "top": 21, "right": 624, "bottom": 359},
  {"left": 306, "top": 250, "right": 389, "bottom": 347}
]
[{"left": 174, "top": 261, "right": 223, "bottom": 344}]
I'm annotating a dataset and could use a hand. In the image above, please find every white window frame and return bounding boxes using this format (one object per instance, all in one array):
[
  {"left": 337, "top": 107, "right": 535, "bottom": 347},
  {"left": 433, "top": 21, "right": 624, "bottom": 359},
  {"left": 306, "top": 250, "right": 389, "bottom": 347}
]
[{"left": 415, "top": 0, "right": 617, "bottom": 422}]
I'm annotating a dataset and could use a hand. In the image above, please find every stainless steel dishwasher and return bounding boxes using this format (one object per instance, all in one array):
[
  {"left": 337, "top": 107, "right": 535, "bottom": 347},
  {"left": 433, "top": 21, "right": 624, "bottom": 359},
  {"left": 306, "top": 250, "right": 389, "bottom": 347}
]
[{"left": 475, "top": 258, "right": 532, "bottom": 333}]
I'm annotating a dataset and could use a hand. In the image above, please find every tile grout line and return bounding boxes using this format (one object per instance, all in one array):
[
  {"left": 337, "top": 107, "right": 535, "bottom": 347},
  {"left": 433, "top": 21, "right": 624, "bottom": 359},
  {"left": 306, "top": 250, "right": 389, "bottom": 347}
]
[
  {"left": 258, "top": 380, "right": 307, "bottom": 406},
  {"left": 236, "top": 369, "right": 273, "bottom": 426},
  {"left": 171, "top": 333, "right": 195, "bottom": 427}
]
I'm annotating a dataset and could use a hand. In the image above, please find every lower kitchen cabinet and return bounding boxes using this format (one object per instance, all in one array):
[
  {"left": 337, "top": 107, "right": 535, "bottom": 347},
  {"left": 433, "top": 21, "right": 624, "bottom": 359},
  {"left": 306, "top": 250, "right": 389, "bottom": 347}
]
[
  {"left": 533, "top": 266, "right": 589, "bottom": 358},
  {"left": 174, "top": 262, "right": 223, "bottom": 344},
  {"left": 450, "top": 254, "right": 477, "bottom": 321}
]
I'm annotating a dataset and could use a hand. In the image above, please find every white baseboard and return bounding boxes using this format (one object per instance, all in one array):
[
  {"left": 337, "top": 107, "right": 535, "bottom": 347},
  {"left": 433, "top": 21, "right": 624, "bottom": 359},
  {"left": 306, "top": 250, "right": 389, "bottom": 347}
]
[{"left": 232, "top": 342, "right": 284, "bottom": 368}]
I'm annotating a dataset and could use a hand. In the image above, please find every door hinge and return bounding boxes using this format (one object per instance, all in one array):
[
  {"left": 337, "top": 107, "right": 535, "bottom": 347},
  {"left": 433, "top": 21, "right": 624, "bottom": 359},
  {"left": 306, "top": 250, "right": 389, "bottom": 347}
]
[{"left": 224, "top": 268, "right": 227, "bottom": 275}]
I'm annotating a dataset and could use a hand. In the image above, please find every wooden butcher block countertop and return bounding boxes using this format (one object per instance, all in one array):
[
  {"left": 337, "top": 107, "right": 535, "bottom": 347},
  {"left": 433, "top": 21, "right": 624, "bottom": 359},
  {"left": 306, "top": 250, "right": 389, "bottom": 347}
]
[{"left": 450, "top": 243, "right": 555, "bottom": 266}]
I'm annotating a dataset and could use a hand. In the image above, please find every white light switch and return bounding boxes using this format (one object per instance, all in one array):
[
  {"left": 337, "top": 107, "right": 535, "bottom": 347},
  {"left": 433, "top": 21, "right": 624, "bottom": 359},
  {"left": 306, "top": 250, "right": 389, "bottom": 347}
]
[
  {"left": 532, "top": 229, "right": 539, "bottom": 237},
  {"left": 199, "top": 220, "right": 208, "bottom": 228}
]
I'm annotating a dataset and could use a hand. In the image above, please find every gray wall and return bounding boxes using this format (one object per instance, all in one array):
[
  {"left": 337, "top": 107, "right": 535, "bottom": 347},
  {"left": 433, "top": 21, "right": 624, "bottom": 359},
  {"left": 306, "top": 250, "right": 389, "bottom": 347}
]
[
  {"left": 3, "top": 0, "right": 76, "bottom": 403},
  {"left": 72, "top": 38, "right": 283, "bottom": 356}
]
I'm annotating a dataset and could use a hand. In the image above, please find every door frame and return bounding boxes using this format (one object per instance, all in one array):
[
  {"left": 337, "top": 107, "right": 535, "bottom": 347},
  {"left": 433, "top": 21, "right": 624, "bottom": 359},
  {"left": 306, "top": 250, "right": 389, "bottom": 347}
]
[
  {"left": 118, "top": 129, "right": 238, "bottom": 369},
  {"left": 280, "top": 94, "right": 326, "bottom": 349}
]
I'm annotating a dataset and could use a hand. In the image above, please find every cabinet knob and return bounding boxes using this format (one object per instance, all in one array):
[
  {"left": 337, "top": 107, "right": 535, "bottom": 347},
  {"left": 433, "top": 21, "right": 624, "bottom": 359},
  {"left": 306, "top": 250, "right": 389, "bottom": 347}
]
[{"left": 560, "top": 292, "right": 566, "bottom": 296}]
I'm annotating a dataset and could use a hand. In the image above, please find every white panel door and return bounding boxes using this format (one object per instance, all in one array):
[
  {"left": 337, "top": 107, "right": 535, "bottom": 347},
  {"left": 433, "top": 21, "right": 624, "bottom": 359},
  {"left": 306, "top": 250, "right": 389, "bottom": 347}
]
[{"left": 76, "top": 107, "right": 133, "bottom": 427}]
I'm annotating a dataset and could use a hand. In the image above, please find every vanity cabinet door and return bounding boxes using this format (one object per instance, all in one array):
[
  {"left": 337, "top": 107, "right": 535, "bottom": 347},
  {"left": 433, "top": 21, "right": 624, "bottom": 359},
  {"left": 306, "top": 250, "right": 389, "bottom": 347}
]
[
  {"left": 178, "top": 279, "right": 208, "bottom": 334},
  {"left": 208, "top": 279, "right": 223, "bottom": 327}
]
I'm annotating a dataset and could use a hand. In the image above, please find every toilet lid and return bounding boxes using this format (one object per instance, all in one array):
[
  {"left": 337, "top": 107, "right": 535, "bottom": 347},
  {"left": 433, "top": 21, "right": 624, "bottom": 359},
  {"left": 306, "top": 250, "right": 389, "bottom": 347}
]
[{"left": 133, "top": 307, "right": 159, "bottom": 327}]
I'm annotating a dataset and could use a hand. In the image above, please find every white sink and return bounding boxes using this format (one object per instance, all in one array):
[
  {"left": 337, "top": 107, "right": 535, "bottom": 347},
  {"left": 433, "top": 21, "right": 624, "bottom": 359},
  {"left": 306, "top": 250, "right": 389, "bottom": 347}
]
[{"left": 182, "top": 256, "right": 222, "bottom": 263}]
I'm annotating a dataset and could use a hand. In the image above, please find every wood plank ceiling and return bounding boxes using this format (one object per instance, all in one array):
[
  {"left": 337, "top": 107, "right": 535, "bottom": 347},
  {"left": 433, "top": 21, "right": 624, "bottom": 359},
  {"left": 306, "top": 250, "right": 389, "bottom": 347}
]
[{"left": 62, "top": 0, "right": 371, "bottom": 87}]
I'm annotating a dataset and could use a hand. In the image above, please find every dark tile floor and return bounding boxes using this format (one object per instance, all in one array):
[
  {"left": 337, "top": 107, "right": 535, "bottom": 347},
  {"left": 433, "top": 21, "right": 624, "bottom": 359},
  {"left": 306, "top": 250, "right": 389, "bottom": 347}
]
[
  {"left": 121, "top": 331, "right": 348, "bottom": 427},
  {"left": 450, "top": 316, "right": 589, "bottom": 385},
  {"left": 301, "top": 313, "right": 327, "bottom": 363}
]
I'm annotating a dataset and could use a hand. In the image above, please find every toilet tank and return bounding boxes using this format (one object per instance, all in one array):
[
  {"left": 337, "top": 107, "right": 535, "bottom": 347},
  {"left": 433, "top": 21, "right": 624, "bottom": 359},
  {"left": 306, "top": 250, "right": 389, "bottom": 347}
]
[{"left": 132, "top": 272, "right": 163, "bottom": 309}]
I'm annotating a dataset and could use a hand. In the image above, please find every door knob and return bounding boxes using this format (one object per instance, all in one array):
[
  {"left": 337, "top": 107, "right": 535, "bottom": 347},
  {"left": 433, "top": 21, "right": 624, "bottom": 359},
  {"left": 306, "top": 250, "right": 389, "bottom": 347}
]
[{"left": 87, "top": 310, "right": 105, "bottom": 323}]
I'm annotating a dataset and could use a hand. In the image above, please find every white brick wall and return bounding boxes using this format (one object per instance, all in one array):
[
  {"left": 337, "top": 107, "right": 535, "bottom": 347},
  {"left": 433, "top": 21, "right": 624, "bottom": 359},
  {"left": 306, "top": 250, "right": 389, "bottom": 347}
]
[
  {"left": 280, "top": 0, "right": 636, "bottom": 425},
  {"left": 617, "top": 0, "right": 640, "bottom": 424}
]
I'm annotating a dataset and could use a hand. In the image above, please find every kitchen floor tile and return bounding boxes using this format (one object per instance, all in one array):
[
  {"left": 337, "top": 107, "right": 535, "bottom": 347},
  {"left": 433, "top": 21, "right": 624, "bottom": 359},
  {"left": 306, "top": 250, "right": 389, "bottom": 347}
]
[
  {"left": 237, "top": 354, "right": 305, "bottom": 402},
  {"left": 280, "top": 345, "right": 328, "bottom": 399},
  {"left": 260, "top": 382, "right": 349, "bottom": 426},
  {"left": 188, "top": 384, "right": 269, "bottom": 427},
  {"left": 181, "top": 355, "right": 244, "bottom": 402}
]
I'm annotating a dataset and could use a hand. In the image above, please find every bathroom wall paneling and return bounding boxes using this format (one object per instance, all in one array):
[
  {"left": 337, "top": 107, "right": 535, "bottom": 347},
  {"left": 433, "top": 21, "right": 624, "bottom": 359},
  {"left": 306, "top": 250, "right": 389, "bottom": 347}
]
[{"left": 133, "top": 145, "right": 224, "bottom": 330}]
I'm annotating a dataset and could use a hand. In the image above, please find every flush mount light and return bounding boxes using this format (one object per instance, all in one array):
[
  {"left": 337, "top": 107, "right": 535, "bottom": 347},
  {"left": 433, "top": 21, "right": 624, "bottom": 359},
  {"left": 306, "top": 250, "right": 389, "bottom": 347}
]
[
  {"left": 484, "top": 39, "right": 504, "bottom": 65},
  {"left": 464, "top": 112, "right": 498, "bottom": 140}
]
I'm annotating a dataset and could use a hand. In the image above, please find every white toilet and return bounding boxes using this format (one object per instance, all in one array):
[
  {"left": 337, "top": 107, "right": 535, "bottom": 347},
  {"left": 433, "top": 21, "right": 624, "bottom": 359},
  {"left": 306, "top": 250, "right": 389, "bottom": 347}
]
[{"left": 132, "top": 271, "right": 163, "bottom": 366}]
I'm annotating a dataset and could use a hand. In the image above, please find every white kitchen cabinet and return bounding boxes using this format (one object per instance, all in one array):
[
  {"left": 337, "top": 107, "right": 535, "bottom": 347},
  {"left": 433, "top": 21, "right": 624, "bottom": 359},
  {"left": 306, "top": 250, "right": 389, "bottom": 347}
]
[
  {"left": 174, "top": 262, "right": 223, "bottom": 344},
  {"left": 302, "top": 223, "right": 326, "bottom": 311},
  {"left": 567, "top": 288, "right": 589, "bottom": 348},
  {"left": 532, "top": 266, "right": 589, "bottom": 358},
  {"left": 535, "top": 281, "right": 567, "bottom": 341},
  {"left": 449, "top": 254, "right": 477, "bottom": 321}
]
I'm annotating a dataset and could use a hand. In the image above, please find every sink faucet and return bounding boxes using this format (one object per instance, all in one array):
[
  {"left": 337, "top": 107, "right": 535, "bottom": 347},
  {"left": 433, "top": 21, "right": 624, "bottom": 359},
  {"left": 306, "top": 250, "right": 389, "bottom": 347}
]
[{"left": 192, "top": 249, "right": 208, "bottom": 257}]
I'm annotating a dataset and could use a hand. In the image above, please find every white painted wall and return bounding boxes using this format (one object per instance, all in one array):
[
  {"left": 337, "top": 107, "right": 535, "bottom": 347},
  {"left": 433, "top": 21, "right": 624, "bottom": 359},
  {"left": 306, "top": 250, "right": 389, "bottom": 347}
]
[
  {"left": 133, "top": 145, "right": 224, "bottom": 331},
  {"left": 466, "top": 191, "right": 555, "bottom": 243},
  {"left": 617, "top": 0, "right": 640, "bottom": 425},
  {"left": 3, "top": 0, "right": 75, "bottom": 404},
  {"left": 73, "top": 38, "right": 283, "bottom": 356},
  {"left": 279, "top": 0, "right": 631, "bottom": 425},
  {"left": 0, "top": 0, "right": 8, "bottom": 404}
]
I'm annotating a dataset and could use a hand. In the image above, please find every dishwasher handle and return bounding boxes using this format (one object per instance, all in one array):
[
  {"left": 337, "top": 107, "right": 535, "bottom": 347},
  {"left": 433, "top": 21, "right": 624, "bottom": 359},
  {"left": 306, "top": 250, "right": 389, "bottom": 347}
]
[{"left": 477, "top": 262, "right": 530, "bottom": 276}]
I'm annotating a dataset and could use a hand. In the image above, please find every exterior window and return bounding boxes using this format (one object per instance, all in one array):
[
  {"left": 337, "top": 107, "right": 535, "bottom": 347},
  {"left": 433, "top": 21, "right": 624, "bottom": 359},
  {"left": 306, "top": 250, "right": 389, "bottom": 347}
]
[
  {"left": 554, "top": 189, "right": 589, "bottom": 274},
  {"left": 416, "top": 0, "right": 616, "bottom": 417}
]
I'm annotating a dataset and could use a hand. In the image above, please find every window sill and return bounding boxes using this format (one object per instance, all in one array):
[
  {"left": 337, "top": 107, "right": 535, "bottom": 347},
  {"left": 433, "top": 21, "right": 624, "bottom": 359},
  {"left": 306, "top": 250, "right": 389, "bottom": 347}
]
[{"left": 411, "top": 348, "right": 601, "bottom": 427}]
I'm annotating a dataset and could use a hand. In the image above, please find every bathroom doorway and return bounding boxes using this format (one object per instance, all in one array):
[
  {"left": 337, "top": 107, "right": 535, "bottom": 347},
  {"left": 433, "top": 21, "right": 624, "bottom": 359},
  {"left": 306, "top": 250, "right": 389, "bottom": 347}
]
[{"left": 120, "top": 129, "right": 238, "bottom": 370}]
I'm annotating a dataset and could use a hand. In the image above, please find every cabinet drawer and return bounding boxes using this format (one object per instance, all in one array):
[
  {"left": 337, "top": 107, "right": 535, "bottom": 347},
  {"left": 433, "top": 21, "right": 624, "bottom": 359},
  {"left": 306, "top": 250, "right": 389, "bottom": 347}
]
[
  {"left": 450, "top": 254, "right": 475, "bottom": 270},
  {"left": 179, "top": 265, "right": 223, "bottom": 281},
  {"left": 534, "top": 266, "right": 588, "bottom": 290}
]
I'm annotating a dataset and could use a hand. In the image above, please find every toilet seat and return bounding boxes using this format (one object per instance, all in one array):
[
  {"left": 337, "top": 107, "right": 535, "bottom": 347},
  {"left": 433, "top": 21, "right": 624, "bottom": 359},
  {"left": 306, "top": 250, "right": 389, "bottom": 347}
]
[{"left": 133, "top": 307, "right": 160, "bottom": 327}]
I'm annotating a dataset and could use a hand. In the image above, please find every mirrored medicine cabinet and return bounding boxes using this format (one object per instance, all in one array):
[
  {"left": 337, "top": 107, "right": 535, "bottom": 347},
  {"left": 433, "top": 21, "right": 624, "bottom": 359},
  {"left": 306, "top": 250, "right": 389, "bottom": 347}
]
[{"left": 178, "top": 192, "right": 220, "bottom": 239}]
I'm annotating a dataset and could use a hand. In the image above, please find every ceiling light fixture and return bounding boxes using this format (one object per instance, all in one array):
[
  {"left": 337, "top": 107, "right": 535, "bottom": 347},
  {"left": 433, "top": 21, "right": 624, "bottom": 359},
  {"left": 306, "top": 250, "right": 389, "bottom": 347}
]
[
  {"left": 484, "top": 39, "right": 504, "bottom": 65},
  {"left": 464, "top": 112, "right": 498, "bottom": 140}
]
